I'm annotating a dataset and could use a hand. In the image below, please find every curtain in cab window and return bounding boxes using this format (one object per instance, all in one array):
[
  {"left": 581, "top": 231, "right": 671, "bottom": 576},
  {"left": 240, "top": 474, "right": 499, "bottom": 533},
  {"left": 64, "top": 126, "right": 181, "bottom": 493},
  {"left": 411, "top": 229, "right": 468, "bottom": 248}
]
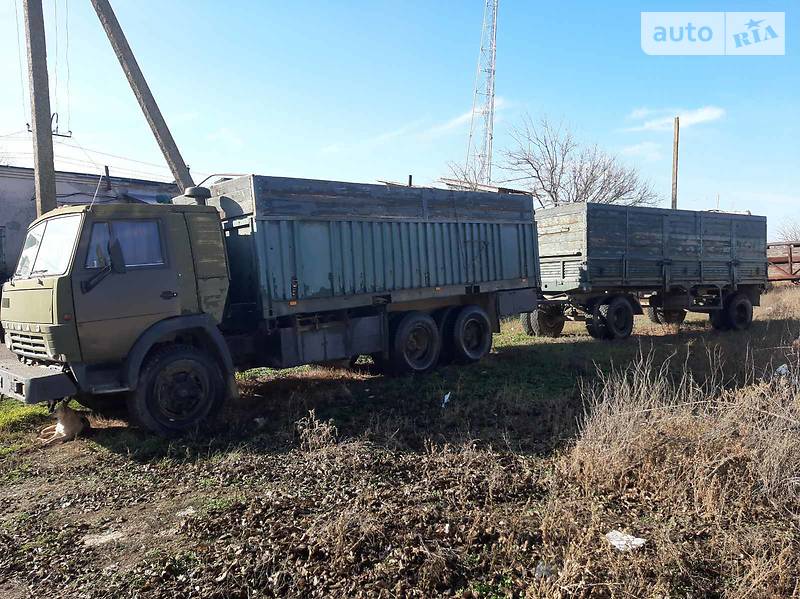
[
  {"left": 85, "top": 220, "right": 164, "bottom": 268},
  {"left": 115, "top": 220, "right": 163, "bottom": 266}
]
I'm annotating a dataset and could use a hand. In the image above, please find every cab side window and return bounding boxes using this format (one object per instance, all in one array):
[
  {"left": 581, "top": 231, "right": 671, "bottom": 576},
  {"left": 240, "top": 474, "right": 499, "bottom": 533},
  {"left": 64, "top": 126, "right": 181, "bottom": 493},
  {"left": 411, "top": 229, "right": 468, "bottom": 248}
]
[
  {"left": 115, "top": 220, "right": 164, "bottom": 267},
  {"left": 84, "top": 220, "right": 164, "bottom": 269}
]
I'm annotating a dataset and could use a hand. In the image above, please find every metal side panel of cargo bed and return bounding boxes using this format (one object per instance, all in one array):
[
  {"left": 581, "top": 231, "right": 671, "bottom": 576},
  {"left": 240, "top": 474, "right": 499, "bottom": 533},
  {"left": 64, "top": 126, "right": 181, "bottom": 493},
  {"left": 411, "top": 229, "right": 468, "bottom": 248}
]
[
  {"left": 535, "top": 203, "right": 767, "bottom": 293},
  {"left": 210, "top": 175, "right": 540, "bottom": 318}
]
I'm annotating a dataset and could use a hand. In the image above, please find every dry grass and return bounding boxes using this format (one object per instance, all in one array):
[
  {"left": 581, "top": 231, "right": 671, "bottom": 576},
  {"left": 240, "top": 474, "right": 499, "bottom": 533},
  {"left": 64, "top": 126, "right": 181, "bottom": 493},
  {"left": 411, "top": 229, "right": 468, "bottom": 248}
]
[{"left": 2, "top": 287, "right": 800, "bottom": 598}]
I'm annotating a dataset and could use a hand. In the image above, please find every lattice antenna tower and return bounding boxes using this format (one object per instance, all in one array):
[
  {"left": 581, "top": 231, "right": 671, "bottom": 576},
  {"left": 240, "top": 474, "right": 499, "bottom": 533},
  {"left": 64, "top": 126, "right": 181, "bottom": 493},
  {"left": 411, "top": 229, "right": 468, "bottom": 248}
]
[{"left": 465, "top": 0, "right": 498, "bottom": 186}]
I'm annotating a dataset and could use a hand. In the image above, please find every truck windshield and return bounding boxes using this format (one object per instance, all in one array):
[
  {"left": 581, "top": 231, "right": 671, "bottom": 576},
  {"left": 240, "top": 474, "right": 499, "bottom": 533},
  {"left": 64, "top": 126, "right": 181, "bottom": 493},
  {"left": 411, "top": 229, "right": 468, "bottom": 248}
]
[{"left": 14, "top": 214, "right": 82, "bottom": 280}]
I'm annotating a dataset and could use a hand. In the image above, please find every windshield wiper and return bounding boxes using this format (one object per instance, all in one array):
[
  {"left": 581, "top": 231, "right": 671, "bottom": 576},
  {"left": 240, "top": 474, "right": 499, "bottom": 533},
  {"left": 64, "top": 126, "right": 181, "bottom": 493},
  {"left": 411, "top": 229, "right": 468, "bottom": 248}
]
[{"left": 28, "top": 269, "right": 51, "bottom": 277}]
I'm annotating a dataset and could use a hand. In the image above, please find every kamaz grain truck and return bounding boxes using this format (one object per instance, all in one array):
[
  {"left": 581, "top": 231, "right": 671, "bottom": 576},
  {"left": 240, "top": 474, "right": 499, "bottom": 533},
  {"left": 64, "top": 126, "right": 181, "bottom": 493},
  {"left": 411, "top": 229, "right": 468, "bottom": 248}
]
[{"left": 0, "top": 175, "right": 540, "bottom": 435}]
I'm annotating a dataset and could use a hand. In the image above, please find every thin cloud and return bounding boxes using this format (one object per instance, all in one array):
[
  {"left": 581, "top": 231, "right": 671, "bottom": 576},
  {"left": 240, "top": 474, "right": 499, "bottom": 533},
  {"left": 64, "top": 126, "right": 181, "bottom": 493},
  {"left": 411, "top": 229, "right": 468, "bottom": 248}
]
[
  {"left": 320, "top": 98, "right": 509, "bottom": 153},
  {"left": 320, "top": 119, "right": 426, "bottom": 154},
  {"left": 624, "top": 106, "right": 726, "bottom": 132},
  {"left": 206, "top": 127, "right": 244, "bottom": 150},
  {"left": 419, "top": 96, "right": 508, "bottom": 139},
  {"left": 620, "top": 141, "right": 663, "bottom": 162}
]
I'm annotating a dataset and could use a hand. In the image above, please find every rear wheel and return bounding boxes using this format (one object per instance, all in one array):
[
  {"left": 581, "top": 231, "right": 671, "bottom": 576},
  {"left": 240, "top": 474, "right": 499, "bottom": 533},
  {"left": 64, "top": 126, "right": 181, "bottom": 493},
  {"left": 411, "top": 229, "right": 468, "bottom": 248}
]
[
  {"left": 598, "top": 297, "right": 635, "bottom": 340},
  {"left": 709, "top": 309, "right": 730, "bottom": 331},
  {"left": 586, "top": 302, "right": 609, "bottom": 339},
  {"left": 725, "top": 292, "right": 753, "bottom": 331},
  {"left": 451, "top": 305, "right": 492, "bottom": 363},
  {"left": 521, "top": 307, "right": 566, "bottom": 337},
  {"left": 126, "top": 344, "right": 224, "bottom": 437},
  {"left": 390, "top": 311, "right": 442, "bottom": 374},
  {"left": 433, "top": 307, "right": 458, "bottom": 365}
]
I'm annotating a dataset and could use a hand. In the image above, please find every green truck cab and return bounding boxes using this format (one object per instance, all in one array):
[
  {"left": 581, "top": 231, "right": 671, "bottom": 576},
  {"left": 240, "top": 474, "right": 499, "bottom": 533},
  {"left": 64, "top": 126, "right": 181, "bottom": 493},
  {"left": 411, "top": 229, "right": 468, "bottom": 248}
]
[
  {"left": 0, "top": 203, "right": 236, "bottom": 436},
  {"left": 0, "top": 176, "right": 541, "bottom": 436}
]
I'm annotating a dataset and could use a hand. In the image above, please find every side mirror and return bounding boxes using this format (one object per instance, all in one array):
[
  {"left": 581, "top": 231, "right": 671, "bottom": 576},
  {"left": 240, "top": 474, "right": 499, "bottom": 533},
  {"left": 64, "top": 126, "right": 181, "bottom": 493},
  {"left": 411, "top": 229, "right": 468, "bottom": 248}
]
[{"left": 109, "top": 239, "right": 127, "bottom": 274}]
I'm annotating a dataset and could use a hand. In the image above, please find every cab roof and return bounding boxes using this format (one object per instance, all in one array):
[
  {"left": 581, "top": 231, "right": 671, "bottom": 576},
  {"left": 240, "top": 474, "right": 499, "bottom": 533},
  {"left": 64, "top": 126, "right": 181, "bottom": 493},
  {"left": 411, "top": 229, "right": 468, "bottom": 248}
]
[{"left": 30, "top": 202, "right": 219, "bottom": 228}]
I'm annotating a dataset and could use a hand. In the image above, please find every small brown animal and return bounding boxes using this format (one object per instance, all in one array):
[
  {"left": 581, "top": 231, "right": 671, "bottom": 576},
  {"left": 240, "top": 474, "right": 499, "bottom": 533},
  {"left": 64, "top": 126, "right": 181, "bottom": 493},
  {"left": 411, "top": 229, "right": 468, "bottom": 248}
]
[{"left": 37, "top": 403, "right": 90, "bottom": 446}]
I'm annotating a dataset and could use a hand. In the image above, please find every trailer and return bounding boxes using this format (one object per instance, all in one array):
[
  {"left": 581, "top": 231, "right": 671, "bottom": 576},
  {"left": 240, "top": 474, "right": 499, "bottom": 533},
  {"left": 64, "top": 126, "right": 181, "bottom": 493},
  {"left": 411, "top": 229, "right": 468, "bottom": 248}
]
[
  {"left": 0, "top": 175, "right": 540, "bottom": 435},
  {"left": 767, "top": 241, "right": 800, "bottom": 284},
  {"left": 520, "top": 203, "right": 767, "bottom": 339}
]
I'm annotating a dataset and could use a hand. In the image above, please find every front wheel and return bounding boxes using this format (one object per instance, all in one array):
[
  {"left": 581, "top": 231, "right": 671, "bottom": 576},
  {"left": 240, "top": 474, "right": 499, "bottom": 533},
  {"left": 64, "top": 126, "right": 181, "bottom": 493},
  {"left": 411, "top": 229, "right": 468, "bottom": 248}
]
[{"left": 127, "top": 344, "right": 225, "bottom": 437}]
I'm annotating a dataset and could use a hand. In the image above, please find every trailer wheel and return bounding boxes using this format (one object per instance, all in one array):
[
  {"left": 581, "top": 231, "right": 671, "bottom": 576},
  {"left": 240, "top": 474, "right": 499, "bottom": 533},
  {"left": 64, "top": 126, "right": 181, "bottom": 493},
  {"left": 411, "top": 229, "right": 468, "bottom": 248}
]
[
  {"left": 598, "top": 297, "right": 634, "bottom": 340},
  {"left": 586, "top": 302, "right": 609, "bottom": 339},
  {"left": 391, "top": 311, "right": 441, "bottom": 374},
  {"left": 451, "top": 305, "right": 493, "bottom": 363},
  {"left": 709, "top": 309, "right": 730, "bottom": 331},
  {"left": 586, "top": 320, "right": 604, "bottom": 338},
  {"left": 520, "top": 312, "right": 535, "bottom": 336},
  {"left": 434, "top": 307, "right": 458, "bottom": 365},
  {"left": 521, "top": 307, "right": 566, "bottom": 337},
  {"left": 725, "top": 292, "right": 753, "bottom": 331},
  {"left": 646, "top": 307, "right": 686, "bottom": 325},
  {"left": 126, "top": 344, "right": 224, "bottom": 437}
]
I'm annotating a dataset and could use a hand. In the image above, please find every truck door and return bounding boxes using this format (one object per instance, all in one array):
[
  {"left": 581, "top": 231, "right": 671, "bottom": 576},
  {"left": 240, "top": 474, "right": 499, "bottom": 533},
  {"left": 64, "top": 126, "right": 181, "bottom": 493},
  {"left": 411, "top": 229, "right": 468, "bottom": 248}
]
[{"left": 72, "top": 216, "right": 186, "bottom": 363}]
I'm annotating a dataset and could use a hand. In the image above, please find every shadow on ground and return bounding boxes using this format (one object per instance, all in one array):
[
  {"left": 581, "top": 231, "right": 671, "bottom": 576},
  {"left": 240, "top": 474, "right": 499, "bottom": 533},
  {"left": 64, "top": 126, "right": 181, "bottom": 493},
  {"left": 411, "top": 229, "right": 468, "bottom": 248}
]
[{"left": 85, "top": 315, "right": 800, "bottom": 463}]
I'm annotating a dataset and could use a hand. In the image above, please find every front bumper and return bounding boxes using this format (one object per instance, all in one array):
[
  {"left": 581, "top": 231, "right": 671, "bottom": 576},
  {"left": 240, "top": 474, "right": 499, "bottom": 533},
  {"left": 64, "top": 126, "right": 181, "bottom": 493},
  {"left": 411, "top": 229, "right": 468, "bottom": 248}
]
[{"left": 0, "top": 346, "right": 77, "bottom": 404}]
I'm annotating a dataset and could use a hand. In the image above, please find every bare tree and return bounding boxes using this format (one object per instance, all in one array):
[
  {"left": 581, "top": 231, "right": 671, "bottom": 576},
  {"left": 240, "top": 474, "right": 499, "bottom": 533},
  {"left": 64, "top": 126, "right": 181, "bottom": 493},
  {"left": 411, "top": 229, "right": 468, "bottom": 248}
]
[
  {"left": 777, "top": 219, "right": 800, "bottom": 243},
  {"left": 443, "top": 161, "right": 483, "bottom": 191},
  {"left": 503, "top": 115, "right": 659, "bottom": 208}
]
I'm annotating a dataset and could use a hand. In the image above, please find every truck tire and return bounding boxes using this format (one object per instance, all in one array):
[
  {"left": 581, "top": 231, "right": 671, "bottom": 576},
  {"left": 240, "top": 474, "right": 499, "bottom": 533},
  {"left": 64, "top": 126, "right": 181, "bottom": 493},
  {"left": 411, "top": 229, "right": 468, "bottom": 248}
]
[
  {"left": 586, "top": 302, "right": 609, "bottom": 339},
  {"left": 725, "top": 292, "right": 753, "bottom": 331},
  {"left": 598, "top": 297, "right": 634, "bottom": 340},
  {"left": 521, "top": 307, "right": 566, "bottom": 337},
  {"left": 126, "top": 344, "right": 225, "bottom": 437},
  {"left": 434, "top": 306, "right": 458, "bottom": 365},
  {"left": 709, "top": 309, "right": 730, "bottom": 331},
  {"left": 647, "top": 307, "right": 687, "bottom": 325},
  {"left": 520, "top": 312, "right": 535, "bottom": 336},
  {"left": 390, "top": 311, "right": 441, "bottom": 374},
  {"left": 451, "top": 305, "right": 492, "bottom": 363}
]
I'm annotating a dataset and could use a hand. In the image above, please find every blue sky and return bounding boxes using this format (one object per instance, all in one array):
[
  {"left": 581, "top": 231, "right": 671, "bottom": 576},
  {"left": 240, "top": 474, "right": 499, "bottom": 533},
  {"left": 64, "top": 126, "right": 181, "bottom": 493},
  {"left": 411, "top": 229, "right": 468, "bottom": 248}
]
[{"left": 0, "top": 0, "right": 797, "bottom": 237}]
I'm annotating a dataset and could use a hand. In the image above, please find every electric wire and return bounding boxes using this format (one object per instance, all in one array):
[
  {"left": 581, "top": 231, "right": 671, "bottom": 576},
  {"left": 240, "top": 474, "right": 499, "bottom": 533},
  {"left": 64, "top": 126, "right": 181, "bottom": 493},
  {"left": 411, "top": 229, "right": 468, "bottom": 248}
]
[
  {"left": 65, "top": 0, "right": 72, "bottom": 131},
  {"left": 53, "top": 0, "right": 59, "bottom": 119},
  {"left": 12, "top": 0, "right": 28, "bottom": 125}
]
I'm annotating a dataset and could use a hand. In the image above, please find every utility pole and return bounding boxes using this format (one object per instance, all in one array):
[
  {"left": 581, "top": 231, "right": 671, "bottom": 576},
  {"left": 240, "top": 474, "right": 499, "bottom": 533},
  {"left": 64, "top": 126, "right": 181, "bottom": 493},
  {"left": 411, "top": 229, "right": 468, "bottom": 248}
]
[
  {"left": 89, "top": 0, "right": 194, "bottom": 193},
  {"left": 671, "top": 116, "right": 679, "bottom": 209},
  {"left": 22, "top": 0, "right": 57, "bottom": 216}
]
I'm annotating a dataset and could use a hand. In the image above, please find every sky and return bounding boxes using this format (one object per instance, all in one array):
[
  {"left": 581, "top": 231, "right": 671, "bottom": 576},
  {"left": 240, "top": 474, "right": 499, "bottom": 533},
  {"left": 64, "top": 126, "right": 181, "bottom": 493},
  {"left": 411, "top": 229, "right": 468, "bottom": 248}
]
[{"left": 0, "top": 0, "right": 797, "bottom": 237}]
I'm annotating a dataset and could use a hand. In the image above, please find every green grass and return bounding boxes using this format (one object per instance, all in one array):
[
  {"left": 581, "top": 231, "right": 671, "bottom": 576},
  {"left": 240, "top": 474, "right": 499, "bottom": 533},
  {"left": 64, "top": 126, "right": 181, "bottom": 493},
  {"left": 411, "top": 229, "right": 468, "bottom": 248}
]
[{"left": 0, "top": 399, "right": 49, "bottom": 432}]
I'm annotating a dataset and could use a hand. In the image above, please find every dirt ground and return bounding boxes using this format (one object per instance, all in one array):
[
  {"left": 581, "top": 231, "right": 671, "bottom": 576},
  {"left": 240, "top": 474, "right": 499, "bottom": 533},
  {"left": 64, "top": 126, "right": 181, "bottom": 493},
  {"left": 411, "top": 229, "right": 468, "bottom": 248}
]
[{"left": 1, "top": 288, "right": 799, "bottom": 598}]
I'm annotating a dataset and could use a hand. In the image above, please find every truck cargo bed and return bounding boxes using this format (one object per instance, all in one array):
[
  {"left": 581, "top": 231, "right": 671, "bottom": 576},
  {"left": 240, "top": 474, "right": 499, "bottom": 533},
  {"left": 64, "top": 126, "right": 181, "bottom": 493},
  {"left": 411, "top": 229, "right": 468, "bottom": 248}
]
[
  {"left": 536, "top": 203, "right": 767, "bottom": 293},
  {"left": 209, "top": 175, "right": 539, "bottom": 318}
]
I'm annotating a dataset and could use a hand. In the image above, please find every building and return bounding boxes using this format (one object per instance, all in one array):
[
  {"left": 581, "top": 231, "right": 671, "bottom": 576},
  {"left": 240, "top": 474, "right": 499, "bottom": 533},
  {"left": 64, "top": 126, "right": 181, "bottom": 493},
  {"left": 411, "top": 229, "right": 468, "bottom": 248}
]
[{"left": 0, "top": 165, "right": 178, "bottom": 277}]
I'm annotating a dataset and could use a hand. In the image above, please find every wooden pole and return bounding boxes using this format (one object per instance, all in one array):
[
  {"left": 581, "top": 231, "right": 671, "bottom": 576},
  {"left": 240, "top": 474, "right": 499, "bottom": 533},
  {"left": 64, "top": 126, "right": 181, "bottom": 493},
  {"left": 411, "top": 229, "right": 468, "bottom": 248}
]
[
  {"left": 671, "top": 116, "right": 680, "bottom": 209},
  {"left": 22, "top": 0, "right": 57, "bottom": 216},
  {"left": 89, "top": 0, "right": 194, "bottom": 194}
]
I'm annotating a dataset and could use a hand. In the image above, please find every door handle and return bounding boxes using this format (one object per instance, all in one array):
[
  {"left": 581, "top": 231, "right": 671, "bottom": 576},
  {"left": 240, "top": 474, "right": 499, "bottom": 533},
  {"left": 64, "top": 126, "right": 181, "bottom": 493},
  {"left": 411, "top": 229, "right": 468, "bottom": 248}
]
[{"left": 160, "top": 290, "right": 178, "bottom": 300}]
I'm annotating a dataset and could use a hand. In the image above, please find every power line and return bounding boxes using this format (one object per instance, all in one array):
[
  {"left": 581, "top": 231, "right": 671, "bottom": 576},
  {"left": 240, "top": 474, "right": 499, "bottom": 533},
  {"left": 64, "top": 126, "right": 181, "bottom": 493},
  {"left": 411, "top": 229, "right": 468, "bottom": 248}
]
[
  {"left": 65, "top": 0, "right": 72, "bottom": 131},
  {"left": 12, "top": 0, "right": 28, "bottom": 124},
  {"left": 53, "top": 0, "right": 59, "bottom": 117}
]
